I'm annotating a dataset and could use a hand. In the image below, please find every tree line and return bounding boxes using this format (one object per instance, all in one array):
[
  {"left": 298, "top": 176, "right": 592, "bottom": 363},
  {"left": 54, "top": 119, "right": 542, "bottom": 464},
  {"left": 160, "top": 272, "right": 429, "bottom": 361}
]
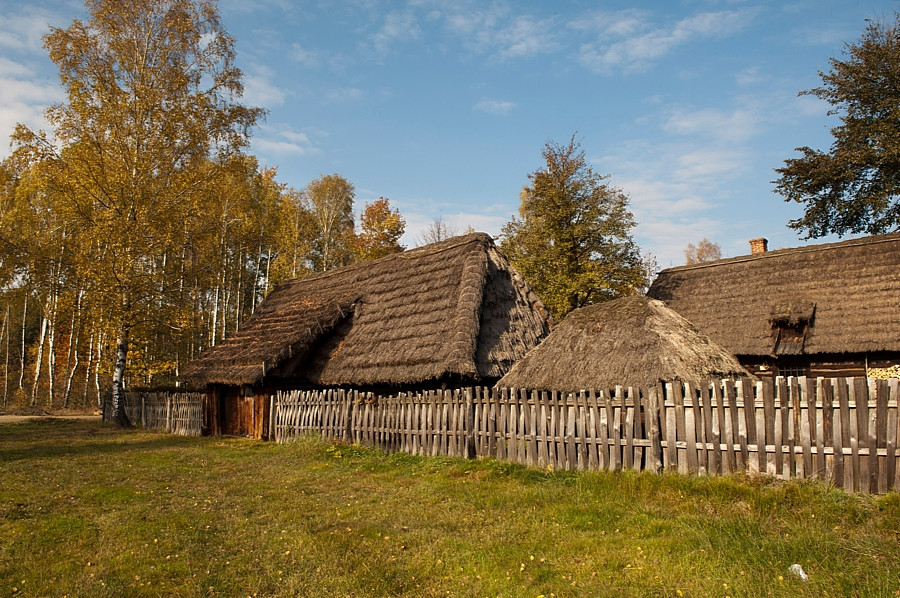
[
  {"left": 2, "top": 0, "right": 895, "bottom": 415},
  {"left": 0, "top": 0, "right": 405, "bottom": 412}
]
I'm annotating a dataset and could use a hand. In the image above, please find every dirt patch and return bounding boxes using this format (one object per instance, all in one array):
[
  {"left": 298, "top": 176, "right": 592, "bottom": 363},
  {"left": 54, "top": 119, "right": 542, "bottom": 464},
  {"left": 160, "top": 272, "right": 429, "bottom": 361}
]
[{"left": 0, "top": 414, "right": 101, "bottom": 423}]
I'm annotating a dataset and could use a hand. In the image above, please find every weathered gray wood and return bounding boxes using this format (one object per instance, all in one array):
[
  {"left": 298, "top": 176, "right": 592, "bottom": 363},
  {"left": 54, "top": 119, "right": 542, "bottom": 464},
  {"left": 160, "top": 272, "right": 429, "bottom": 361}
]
[
  {"left": 624, "top": 387, "right": 636, "bottom": 470},
  {"left": 887, "top": 380, "right": 898, "bottom": 491},
  {"left": 699, "top": 381, "right": 717, "bottom": 475},
  {"left": 799, "top": 377, "right": 814, "bottom": 477},
  {"left": 537, "top": 391, "right": 549, "bottom": 467},
  {"left": 664, "top": 384, "right": 678, "bottom": 471},
  {"left": 565, "top": 398, "right": 576, "bottom": 471},
  {"left": 634, "top": 388, "right": 647, "bottom": 471},
  {"left": 587, "top": 389, "right": 600, "bottom": 470},
  {"left": 577, "top": 391, "right": 589, "bottom": 471},
  {"left": 849, "top": 378, "right": 865, "bottom": 491},
  {"left": 739, "top": 378, "right": 757, "bottom": 474},
  {"left": 874, "top": 380, "right": 889, "bottom": 493},
  {"left": 647, "top": 384, "right": 662, "bottom": 473},
  {"left": 760, "top": 378, "right": 775, "bottom": 476}
]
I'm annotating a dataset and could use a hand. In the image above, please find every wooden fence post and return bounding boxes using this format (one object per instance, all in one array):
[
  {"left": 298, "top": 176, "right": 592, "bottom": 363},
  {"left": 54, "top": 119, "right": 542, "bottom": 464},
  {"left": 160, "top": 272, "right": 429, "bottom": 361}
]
[
  {"left": 465, "top": 387, "right": 476, "bottom": 459},
  {"left": 647, "top": 384, "right": 662, "bottom": 473}
]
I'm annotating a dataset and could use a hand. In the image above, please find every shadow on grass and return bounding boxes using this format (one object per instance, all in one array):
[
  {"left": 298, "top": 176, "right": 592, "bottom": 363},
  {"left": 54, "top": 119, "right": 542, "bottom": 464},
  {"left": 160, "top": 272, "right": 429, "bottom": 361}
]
[{"left": 0, "top": 419, "right": 203, "bottom": 463}]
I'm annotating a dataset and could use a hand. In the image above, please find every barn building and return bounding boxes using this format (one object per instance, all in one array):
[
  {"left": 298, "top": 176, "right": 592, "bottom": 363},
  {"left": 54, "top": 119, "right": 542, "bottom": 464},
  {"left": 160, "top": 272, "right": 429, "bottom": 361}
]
[
  {"left": 180, "top": 233, "right": 554, "bottom": 438},
  {"left": 648, "top": 232, "right": 900, "bottom": 380}
]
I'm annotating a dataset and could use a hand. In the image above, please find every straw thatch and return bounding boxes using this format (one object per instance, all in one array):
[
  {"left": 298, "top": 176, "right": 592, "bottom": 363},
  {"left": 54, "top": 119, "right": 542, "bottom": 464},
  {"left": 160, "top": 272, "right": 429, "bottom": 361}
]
[
  {"left": 180, "top": 233, "right": 553, "bottom": 388},
  {"left": 495, "top": 296, "right": 748, "bottom": 391},
  {"left": 648, "top": 232, "right": 900, "bottom": 357}
]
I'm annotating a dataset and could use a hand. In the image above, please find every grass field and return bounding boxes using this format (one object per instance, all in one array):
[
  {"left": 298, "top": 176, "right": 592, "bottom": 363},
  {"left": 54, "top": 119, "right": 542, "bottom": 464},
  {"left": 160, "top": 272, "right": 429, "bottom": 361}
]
[{"left": 1, "top": 419, "right": 898, "bottom": 597}]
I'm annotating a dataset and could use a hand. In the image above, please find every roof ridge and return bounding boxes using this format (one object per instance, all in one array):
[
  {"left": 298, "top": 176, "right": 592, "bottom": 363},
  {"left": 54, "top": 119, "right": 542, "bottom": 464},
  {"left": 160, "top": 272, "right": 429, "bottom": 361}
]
[
  {"left": 281, "top": 232, "right": 492, "bottom": 289},
  {"left": 662, "top": 231, "right": 900, "bottom": 273}
]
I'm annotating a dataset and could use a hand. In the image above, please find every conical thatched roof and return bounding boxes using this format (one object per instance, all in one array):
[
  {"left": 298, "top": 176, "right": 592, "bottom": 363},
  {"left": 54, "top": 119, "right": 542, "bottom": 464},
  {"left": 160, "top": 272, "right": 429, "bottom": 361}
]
[
  {"left": 648, "top": 232, "right": 900, "bottom": 357},
  {"left": 180, "top": 233, "right": 553, "bottom": 388},
  {"left": 495, "top": 296, "right": 748, "bottom": 391}
]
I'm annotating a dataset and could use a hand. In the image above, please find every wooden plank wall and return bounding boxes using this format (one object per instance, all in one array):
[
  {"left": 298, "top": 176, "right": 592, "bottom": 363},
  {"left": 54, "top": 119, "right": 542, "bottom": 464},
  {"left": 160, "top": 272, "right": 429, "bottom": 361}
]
[
  {"left": 271, "top": 377, "right": 899, "bottom": 493},
  {"left": 103, "top": 392, "right": 204, "bottom": 436}
]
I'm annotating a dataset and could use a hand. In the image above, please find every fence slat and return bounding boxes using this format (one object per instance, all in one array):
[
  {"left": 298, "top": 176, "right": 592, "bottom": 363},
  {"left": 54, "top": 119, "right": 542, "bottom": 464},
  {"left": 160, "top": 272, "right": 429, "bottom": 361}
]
[{"left": 113, "top": 378, "right": 900, "bottom": 494}]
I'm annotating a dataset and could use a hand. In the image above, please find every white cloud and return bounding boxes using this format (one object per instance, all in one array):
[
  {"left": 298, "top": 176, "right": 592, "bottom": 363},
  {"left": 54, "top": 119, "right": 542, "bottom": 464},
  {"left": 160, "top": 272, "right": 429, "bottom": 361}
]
[
  {"left": 289, "top": 42, "right": 320, "bottom": 67},
  {"left": 579, "top": 9, "right": 755, "bottom": 73},
  {"left": 0, "top": 7, "right": 56, "bottom": 52},
  {"left": 253, "top": 125, "right": 321, "bottom": 156},
  {"left": 568, "top": 9, "right": 651, "bottom": 38},
  {"left": 736, "top": 66, "right": 766, "bottom": 86},
  {"left": 370, "top": 10, "right": 421, "bottom": 58},
  {"left": 324, "top": 87, "right": 364, "bottom": 103},
  {"left": 473, "top": 99, "right": 516, "bottom": 115},
  {"left": 663, "top": 106, "right": 760, "bottom": 143},
  {"left": 0, "top": 57, "right": 64, "bottom": 158},
  {"left": 439, "top": 4, "right": 558, "bottom": 61},
  {"left": 241, "top": 65, "right": 289, "bottom": 108}
]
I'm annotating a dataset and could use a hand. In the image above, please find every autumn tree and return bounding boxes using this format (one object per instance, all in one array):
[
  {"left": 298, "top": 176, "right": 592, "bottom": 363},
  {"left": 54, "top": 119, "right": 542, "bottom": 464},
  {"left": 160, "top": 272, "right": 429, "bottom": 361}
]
[
  {"left": 501, "top": 137, "right": 645, "bottom": 320},
  {"left": 774, "top": 11, "right": 900, "bottom": 238},
  {"left": 7, "top": 0, "right": 263, "bottom": 422},
  {"left": 355, "top": 197, "right": 406, "bottom": 260},
  {"left": 683, "top": 238, "right": 722, "bottom": 264},
  {"left": 305, "top": 174, "right": 356, "bottom": 271}
]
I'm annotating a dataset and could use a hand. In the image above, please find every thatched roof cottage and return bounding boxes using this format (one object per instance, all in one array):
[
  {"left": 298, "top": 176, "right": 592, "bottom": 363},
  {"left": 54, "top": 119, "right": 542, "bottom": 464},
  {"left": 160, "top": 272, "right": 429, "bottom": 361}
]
[
  {"left": 496, "top": 295, "right": 748, "bottom": 392},
  {"left": 648, "top": 233, "right": 900, "bottom": 379},
  {"left": 181, "top": 232, "right": 554, "bottom": 437}
]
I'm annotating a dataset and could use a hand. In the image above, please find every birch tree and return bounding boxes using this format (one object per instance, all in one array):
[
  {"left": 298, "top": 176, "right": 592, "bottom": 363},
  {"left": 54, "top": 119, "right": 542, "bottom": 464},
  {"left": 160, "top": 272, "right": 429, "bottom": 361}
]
[
  {"left": 8, "top": 0, "right": 263, "bottom": 423},
  {"left": 305, "top": 174, "right": 356, "bottom": 272}
]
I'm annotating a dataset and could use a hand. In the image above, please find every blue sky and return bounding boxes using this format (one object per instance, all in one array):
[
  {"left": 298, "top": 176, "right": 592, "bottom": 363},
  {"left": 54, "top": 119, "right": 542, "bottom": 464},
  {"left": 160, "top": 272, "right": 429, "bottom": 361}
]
[{"left": 1, "top": 0, "right": 896, "bottom": 268}]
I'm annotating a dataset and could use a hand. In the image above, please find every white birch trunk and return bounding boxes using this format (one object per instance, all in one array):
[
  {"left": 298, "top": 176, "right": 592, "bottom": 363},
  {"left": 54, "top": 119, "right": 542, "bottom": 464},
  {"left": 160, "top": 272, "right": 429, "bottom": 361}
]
[
  {"left": 30, "top": 314, "right": 48, "bottom": 406},
  {"left": 18, "top": 295, "right": 26, "bottom": 390},
  {"left": 2, "top": 303, "right": 8, "bottom": 407},
  {"left": 111, "top": 325, "right": 130, "bottom": 426},
  {"left": 82, "top": 331, "right": 94, "bottom": 406}
]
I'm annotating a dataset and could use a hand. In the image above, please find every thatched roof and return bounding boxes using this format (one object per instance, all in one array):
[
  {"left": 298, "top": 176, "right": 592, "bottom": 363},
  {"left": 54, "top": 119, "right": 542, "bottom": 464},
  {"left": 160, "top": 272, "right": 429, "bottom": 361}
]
[
  {"left": 648, "top": 232, "right": 900, "bottom": 357},
  {"left": 495, "top": 296, "right": 748, "bottom": 391},
  {"left": 180, "top": 233, "right": 553, "bottom": 388}
]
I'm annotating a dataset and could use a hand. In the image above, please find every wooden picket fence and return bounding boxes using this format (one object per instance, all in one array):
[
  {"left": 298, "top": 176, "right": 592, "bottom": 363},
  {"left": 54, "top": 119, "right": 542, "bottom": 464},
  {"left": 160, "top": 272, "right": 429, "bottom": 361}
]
[
  {"left": 102, "top": 391, "right": 204, "bottom": 436},
  {"left": 273, "top": 377, "right": 900, "bottom": 493}
]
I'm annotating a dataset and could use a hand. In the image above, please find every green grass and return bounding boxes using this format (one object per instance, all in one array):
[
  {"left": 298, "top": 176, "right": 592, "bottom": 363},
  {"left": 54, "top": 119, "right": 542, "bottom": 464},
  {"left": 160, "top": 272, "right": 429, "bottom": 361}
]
[{"left": 1, "top": 420, "right": 899, "bottom": 597}]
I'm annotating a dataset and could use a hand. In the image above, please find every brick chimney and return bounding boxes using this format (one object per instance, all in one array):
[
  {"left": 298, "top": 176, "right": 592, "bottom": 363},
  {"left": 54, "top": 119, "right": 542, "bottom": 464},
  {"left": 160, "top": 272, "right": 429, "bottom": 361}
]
[{"left": 749, "top": 237, "right": 768, "bottom": 255}]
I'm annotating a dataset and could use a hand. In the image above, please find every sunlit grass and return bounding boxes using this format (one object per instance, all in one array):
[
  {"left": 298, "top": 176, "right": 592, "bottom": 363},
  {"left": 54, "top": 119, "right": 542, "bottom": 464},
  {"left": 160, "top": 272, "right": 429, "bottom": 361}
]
[{"left": 1, "top": 419, "right": 898, "bottom": 597}]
